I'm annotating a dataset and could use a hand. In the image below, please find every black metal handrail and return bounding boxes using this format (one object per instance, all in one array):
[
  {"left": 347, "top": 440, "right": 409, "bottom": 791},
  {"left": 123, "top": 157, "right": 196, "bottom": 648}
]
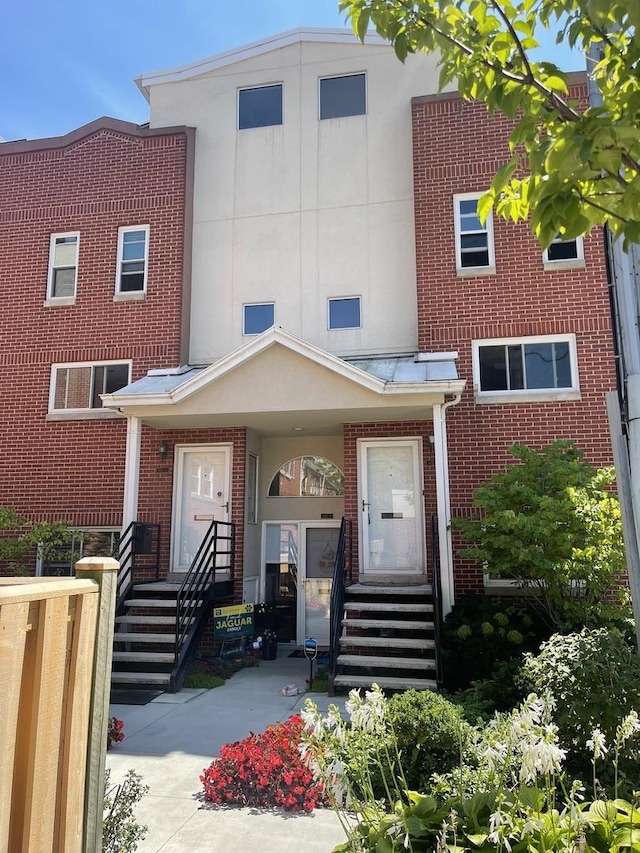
[
  {"left": 430, "top": 515, "right": 444, "bottom": 689},
  {"left": 113, "top": 521, "right": 161, "bottom": 615},
  {"left": 328, "top": 517, "right": 353, "bottom": 695},
  {"left": 171, "top": 519, "right": 235, "bottom": 688}
]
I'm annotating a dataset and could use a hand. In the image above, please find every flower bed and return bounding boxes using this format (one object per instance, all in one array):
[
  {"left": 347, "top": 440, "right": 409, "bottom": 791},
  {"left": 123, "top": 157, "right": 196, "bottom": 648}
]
[{"left": 200, "top": 714, "right": 327, "bottom": 812}]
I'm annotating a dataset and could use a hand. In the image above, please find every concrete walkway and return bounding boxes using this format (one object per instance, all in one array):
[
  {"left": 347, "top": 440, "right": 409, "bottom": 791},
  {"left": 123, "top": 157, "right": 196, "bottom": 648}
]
[{"left": 107, "top": 654, "right": 349, "bottom": 853}]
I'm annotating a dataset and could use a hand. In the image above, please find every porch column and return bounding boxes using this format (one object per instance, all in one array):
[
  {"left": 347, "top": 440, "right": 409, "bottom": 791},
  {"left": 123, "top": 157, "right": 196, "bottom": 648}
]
[
  {"left": 432, "top": 395, "right": 461, "bottom": 616},
  {"left": 122, "top": 416, "right": 142, "bottom": 528}
]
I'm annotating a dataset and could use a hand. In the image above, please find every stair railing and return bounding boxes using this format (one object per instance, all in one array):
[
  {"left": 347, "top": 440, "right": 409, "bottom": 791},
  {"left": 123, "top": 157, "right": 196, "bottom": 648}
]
[
  {"left": 113, "top": 521, "right": 161, "bottom": 615},
  {"left": 430, "top": 515, "right": 444, "bottom": 689},
  {"left": 171, "top": 519, "right": 235, "bottom": 689},
  {"left": 328, "top": 517, "right": 353, "bottom": 695}
]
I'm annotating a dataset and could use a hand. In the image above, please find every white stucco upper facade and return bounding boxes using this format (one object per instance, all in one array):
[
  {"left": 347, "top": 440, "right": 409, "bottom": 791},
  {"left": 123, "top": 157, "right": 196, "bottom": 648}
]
[{"left": 138, "top": 29, "right": 442, "bottom": 364}]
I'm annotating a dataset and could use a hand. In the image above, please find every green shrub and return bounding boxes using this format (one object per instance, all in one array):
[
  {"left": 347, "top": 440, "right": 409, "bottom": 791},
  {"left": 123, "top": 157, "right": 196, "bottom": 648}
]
[
  {"left": 183, "top": 671, "right": 225, "bottom": 689},
  {"left": 385, "top": 689, "right": 472, "bottom": 792},
  {"left": 103, "top": 769, "right": 148, "bottom": 853},
  {"left": 447, "top": 659, "right": 527, "bottom": 722},
  {"left": 521, "top": 627, "right": 640, "bottom": 787},
  {"left": 441, "top": 592, "right": 545, "bottom": 692}
]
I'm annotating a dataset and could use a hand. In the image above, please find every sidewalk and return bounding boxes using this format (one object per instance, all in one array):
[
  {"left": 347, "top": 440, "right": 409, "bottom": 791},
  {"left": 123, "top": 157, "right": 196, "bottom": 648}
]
[{"left": 107, "top": 654, "right": 348, "bottom": 853}]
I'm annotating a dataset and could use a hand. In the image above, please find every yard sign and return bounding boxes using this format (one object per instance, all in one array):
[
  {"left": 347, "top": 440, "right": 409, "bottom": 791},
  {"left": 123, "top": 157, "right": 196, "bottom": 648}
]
[{"left": 213, "top": 603, "right": 254, "bottom": 639}]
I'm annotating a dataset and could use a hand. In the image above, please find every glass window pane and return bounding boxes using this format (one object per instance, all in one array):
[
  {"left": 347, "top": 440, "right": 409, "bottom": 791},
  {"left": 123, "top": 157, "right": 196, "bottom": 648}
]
[
  {"left": 554, "top": 342, "right": 572, "bottom": 387},
  {"left": 238, "top": 85, "right": 282, "bottom": 129},
  {"left": 507, "top": 345, "right": 524, "bottom": 389},
  {"left": 460, "top": 214, "right": 483, "bottom": 232},
  {"left": 320, "top": 73, "right": 366, "bottom": 119},
  {"left": 104, "top": 363, "right": 130, "bottom": 394},
  {"left": 122, "top": 231, "right": 146, "bottom": 260},
  {"left": 52, "top": 267, "right": 76, "bottom": 297},
  {"left": 479, "top": 346, "right": 508, "bottom": 391},
  {"left": 547, "top": 239, "right": 578, "bottom": 261},
  {"left": 54, "top": 237, "right": 77, "bottom": 266},
  {"left": 461, "top": 234, "right": 488, "bottom": 250},
  {"left": 459, "top": 199, "right": 478, "bottom": 216},
  {"left": 57, "top": 366, "right": 91, "bottom": 409},
  {"left": 244, "top": 303, "right": 274, "bottom": 335},
  {"left": 460, "top": 249, "right": 489, "bottom": 268},
  {"left": 329, "top": 297, "right": 360, "bottom": 329},
  {"left": 268, "top": 456, "right": 344, "bottom": 497}
]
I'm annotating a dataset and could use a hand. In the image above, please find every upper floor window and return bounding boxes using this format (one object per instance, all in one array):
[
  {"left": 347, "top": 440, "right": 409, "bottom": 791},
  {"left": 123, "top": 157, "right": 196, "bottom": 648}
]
[
  {"left": 319, "top": 73, "right": 366, "bottom": 119},
  {"left": 543, "top": 235, "right": 584, "bottom": 267},
  {"left": 47, "top": 232, "right": 79, "bottom": 300},
  {"left": 328, "top": 296, "right": 361, "bottom": 330},
  {"left": 472, "top": 335, "right": 579, "bottom": 402},
  {"left": 49, "top": 361, "right": 131, "bottom": 413},
  {"left": 238, "top": 84, "right": 283, "bottom": 129},
  {"left": 243, "top": 302, "right": 275, "bottom": 335},
  {"left": 454, "top": 194, "right": 495, "bottom": 274},
  {"left": 116, "top": 226, "right": 149, "bottom": 295},
  {"left": 268, "top": 456, "right": 345, "bottom": 497}
]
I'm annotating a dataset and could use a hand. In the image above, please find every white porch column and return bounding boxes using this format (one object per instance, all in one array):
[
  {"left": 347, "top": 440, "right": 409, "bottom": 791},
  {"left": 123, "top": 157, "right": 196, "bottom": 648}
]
[
  {"left": 122, "top": 416, "right": 142, "bottom": 529},
  {"left": 432, "top": 396, "right": 461, "bottom": 616}
]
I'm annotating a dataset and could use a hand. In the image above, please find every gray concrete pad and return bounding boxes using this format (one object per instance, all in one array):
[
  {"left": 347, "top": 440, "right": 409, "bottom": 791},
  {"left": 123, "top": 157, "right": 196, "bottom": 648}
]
[{"left": 107, "top": 654, "right": 349, "bottom": 852}]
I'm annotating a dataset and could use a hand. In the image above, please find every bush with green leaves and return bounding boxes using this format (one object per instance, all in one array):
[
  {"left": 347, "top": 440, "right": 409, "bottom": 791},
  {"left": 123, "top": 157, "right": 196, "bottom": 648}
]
[
  {"left": 103, "top": 769, "right": 148, "bottom": 853},
  {"left": 385, "top": 689, "right": 472, "bottom": 793},
  {"left": 441, "top": 592, "right": 545, "bottom": 693},
  {"left": 521, "top": 627, "right": 640, "bottom": 787},
  {"left": 0, "top": 507, "right": 75, "bottom": 576},
  {"left": 455, "top": 441, "right": 625, "bottom": 632}
]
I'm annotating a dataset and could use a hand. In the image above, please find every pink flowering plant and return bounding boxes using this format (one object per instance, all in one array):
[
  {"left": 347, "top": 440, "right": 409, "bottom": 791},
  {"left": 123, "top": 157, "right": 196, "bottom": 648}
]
[
  {"left": 200, "top": 714, "right": 326, "bottom": 813},
  {"left": 107, "top": 717, "right": 124, "bottom": 750}
]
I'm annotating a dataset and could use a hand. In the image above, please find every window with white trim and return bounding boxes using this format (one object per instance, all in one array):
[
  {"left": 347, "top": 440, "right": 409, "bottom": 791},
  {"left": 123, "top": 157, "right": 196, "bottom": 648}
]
[
  {"left": 47, "top": 232, "right": 79, "bottom": 300},
  {"left": 473, "top": 335, "right": 579, "bottom": 401},
  {"left": 50, "top": 361, "right": 131, "bottom": 413},
  {"left": 328, "top": 296, "right": 361, "bottom": 330},
  {"left": 319, "top": 73, "right": 366, "bottom": 119},
  {"left": 454, "top": 194, "right": 495, "bottom": 273},
  {"left": 238, "top": 84, "right": 283, "bottom": 129},
  {"left": 543, "top": 235, "right": 584, "bottom": 266},
  {"left": 243, "top": 302, "right": 274, "bottom": 335},
  {"left": 116, "top": 226, "right": 149, "bottom": 294}
]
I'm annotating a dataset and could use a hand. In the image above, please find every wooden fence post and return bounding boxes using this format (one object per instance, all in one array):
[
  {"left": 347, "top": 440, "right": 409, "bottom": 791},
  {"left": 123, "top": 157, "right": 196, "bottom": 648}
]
[{"left": 75, "top": 557, "right": 118, "bottom": 853}]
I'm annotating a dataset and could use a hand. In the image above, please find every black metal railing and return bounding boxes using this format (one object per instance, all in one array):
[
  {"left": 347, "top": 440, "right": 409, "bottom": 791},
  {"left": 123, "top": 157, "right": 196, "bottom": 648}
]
[
  {"left": 171, "top": 519, "right": 235, "bottom": 689},
  {"left": 430, "top": 515, "right": 444, "bottom": 689},
  {"left": 328, "top": 517, "right": 353, "bottom": 695},
  {"left": 113, "top": 521, "right": 161, "bottom": 614}
]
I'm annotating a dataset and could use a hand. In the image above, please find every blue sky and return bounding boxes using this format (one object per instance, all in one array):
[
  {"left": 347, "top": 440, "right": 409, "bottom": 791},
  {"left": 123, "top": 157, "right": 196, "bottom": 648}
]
[{"left": 0, "top": 0, "right": 584, "bottom": 142}]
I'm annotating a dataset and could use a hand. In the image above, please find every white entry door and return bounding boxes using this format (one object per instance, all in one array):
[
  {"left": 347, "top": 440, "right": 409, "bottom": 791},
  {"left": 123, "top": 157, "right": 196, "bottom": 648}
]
[
  {"left": 172, "top": 444, "right": 231, "bottom": 572},
  {"left": 358, "top": 439, "right": 425, "bottom": 574}
]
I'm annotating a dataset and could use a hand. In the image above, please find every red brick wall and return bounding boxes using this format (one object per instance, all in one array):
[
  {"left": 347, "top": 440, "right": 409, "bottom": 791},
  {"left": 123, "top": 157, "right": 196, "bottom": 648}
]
[
  {"left": 412, "top": 82, "right": 618, "bottom": 595},
  {"left": 0, "top": 120, "right": 193, "bottom": 534}
]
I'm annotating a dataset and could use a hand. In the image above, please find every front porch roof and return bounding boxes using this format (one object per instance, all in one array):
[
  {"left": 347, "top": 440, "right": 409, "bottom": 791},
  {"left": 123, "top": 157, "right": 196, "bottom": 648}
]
[{"left": 102, "top": 327, "right": 465, "bottom": 434}]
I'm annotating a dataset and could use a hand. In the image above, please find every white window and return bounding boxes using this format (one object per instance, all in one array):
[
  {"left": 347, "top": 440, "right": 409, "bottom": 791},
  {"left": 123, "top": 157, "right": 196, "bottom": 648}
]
[
  {"left": 49, "top": 361, "right": 131, "bottom": 413},
  {"left": 243, "top": 303, "right": 275, "bottom": 335},
  {"left": 116, "top": 226, "right": 149, "bottom": 295},
  {"left": 47, "top": 232, "right": 79, "bottom": 301},
  {"left": 543, "top": 235, "right": 584, "bottom": 268},
  {"left": 328, "top": 297, "right": 361, "bottom": 330},
  {"left": 472, "top": 335, "right": 579, "bottom": 402},
  {"left": 319, "top": 73, "right": 366, "bottom": 119},
  {"left": 454, "top": 194, "right": 495, "bottom": 274},
  {"left": 238, "top": 84, "right": 283, "bottom": 129}
]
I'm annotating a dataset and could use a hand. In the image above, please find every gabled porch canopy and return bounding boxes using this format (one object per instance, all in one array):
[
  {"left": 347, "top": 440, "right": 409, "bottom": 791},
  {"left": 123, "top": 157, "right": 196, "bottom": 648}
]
[{"left": 102, "top": 327, "right": 465, "bottom": 433}]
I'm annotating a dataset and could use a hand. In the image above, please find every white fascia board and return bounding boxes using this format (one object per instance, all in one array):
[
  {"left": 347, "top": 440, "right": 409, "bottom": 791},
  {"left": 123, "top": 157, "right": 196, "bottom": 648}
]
[
  {"left": 381, "top": 380, "right": 466, "bottom": 396},
  {"left": 134, "top": 27, "right": 388, "bottom": 99}
]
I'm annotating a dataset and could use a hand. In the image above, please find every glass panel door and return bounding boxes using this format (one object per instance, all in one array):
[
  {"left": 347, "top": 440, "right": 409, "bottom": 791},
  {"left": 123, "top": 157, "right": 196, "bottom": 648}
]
[
  {"left": 359, "top": 440, "right": 424, "bottom": 573},
  {"left": 172, "top": 445, "right": 231, "bottom": 571},
  {"left": 302, "top": 525, "right": 339, "bottom": 646}
]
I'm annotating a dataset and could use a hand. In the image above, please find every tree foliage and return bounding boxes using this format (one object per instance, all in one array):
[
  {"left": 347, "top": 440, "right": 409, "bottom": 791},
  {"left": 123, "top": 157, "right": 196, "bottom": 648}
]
[
  {"left": 0, "top": 507, "right": 75, "bottom": 575},
  {"left": 455, "top": 441, "right": 626, "bottom": 630},
  {"left": 340, "top": 0, "right": 640, "bottom": 246}
]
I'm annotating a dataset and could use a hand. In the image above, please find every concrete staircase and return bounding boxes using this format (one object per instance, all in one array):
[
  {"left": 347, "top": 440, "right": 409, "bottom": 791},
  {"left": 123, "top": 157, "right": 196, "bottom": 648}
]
[
  {"left": 333, "top": 583, "right": 438, "bottom": 692},
  {"left": 111, "top": 582, "right": 181, "bottom": 690}
]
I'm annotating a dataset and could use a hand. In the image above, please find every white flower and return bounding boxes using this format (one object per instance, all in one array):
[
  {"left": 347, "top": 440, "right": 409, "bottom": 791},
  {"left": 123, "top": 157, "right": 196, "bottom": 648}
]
[
  {"left": 586, "top": 728, "right": 608, "bottom": 760},
  {"left": 617, "top": 711, "right": 640, "bottom": 746}
]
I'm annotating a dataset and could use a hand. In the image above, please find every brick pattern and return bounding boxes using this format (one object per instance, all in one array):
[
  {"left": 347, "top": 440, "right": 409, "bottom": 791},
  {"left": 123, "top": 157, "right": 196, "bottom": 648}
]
[
  {"left": 0, "top": 121, "right": 192, "bottom": 532},
  {"left": 412, "top": 83, "right": 619, "bottom": 596}
]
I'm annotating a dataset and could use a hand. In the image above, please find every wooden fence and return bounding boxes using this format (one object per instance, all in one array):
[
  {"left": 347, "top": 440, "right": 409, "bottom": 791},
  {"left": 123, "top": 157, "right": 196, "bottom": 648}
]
[{"left": 0, "top": 558, "right": 118, "bottom": 853}]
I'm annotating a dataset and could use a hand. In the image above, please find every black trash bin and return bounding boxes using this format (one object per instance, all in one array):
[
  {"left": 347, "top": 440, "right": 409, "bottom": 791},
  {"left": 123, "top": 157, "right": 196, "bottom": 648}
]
[{"left": 262, "top": 637, "right": 278, "bottom": 660}]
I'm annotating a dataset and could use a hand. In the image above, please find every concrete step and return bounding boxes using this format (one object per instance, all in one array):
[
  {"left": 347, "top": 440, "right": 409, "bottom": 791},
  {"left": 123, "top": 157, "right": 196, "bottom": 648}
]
[
  {"left": 113, "top": 632, "right": 175, "bottom": 644},
  {"left": 116, "top": 615, "right": 176, "bottom": 625},
  {"left": 337, "top": 654, "right": 436, "bottom": 671},
  {"left": 344, "top": 601, "right": 433, "bottom": 613},
  {"left": 125, "top": 598, "right": 178, "bottom": 609},
  {"left": 347, "top": 584, "right": 432, "bottom": 596},
  {"left": 343, "top": 617, "right": 433, "bottom": 631},
  {"left": 340, "top": 635, "right": 435, "bottom": 650},
  {"left": 112, "top": 651, "right": 175, "bottom": 664},
  {"left": 133, "top": 582, "right": 181, "bottom": 593},
  {"left": 111, "top": 671, "right": 171, "bottom": 686},
  {"left": 333, "top": 674, "right": 437, "bottom": 691}
]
